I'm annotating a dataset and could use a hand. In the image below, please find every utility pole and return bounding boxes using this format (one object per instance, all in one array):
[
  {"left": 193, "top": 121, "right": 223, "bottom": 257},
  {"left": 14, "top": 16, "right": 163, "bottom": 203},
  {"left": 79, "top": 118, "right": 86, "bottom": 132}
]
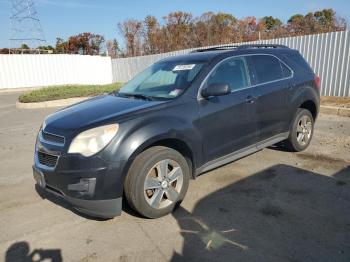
[{"left": 9, "top": 0, "right": 46, "bottom": 54}]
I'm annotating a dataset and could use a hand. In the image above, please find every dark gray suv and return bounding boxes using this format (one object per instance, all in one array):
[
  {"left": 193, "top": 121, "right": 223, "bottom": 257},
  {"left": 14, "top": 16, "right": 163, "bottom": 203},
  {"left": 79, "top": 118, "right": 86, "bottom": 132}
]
[{"left": 33, "top": 44, "right": 320, "bottom": 218}]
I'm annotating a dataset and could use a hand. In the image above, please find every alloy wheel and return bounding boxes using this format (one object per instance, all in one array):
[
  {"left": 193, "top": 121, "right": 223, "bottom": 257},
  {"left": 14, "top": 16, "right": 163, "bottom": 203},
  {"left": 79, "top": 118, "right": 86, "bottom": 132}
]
[
  {"left": 296, "top": 115, "right": 312, "bottom": 146},
  {"left": 143, "top": 159, "right": 183, "bottom": 209}
]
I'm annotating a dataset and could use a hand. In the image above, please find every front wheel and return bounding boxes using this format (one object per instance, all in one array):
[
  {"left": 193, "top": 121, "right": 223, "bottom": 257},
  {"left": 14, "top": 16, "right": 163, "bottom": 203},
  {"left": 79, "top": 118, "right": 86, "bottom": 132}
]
[
  {"left": 285, "top": 108, "right": 314, "bottom": 152},
  {"left": 124, "top": 146, "right": 190, "bottom": 218}
]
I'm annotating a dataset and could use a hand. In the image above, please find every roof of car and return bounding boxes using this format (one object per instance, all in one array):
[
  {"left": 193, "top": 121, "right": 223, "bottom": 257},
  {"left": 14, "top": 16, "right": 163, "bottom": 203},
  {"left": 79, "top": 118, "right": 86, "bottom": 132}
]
[{"left": 158, "top": 44, "right": 296, "bottom": 64}]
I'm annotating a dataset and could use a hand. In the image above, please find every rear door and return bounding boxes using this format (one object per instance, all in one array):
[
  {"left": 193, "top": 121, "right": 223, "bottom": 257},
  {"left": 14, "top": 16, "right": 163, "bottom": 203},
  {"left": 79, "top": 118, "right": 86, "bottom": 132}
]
[
  {"left": 247, "top": 54, "right": 293, "bottom": 143},
  {"left": 198, "top": 56, "right": 258, "bottom": 162}
]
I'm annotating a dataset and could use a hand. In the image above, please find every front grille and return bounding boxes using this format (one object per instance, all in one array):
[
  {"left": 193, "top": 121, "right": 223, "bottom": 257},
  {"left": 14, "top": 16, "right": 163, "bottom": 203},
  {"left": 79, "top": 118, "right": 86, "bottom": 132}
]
[
  {"left": 37, "top": 151, "right": 58, "bottom": 168},
  {"left": 41, "top": 131, "right": 65, "bottom": 145}
]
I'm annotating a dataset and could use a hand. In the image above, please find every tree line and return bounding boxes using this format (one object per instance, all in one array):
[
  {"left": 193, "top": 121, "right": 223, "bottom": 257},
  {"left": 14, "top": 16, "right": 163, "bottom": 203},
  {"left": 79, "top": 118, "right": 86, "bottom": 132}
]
[
  {"left": 0, "top": 8, "right": 346, "bottom": 56},
  {"left": 118, "top": 9, "right": 347, "bottom": 57}
]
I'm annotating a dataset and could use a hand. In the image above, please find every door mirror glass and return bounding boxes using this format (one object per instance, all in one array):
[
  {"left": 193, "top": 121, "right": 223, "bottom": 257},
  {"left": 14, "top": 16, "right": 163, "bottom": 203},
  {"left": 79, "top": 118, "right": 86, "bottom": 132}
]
[{"left": 201, "top": 83, "right": 231, "bottom": 98}]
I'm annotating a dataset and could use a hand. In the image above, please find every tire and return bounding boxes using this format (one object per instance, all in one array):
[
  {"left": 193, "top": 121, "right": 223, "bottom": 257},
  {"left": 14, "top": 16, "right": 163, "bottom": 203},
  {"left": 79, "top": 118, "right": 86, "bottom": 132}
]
[
  {"left": 285, "top": 108, "right": 314, "bottom": 152},
  {"left": 124, "top": 146, "right": 190, "bottom": 218}
]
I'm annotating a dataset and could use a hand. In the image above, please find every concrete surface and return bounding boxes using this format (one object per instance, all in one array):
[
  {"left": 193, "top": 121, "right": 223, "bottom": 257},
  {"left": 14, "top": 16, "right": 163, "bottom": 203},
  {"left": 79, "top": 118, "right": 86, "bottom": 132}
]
[{"left": 0, "top": 92, "right": 349, "bottom": 262}]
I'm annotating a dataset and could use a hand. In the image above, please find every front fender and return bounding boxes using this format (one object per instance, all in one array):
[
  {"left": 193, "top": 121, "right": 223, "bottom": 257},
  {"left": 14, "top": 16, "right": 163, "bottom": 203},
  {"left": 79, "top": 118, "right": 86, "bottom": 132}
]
[{"left": 100, "top": 103, "right": 202, "bottom": 176}]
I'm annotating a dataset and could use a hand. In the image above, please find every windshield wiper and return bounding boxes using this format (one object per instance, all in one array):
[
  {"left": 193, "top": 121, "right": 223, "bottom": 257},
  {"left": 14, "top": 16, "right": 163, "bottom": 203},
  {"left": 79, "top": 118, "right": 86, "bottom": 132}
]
[{"left": 117, "top": 92, "right": 154, "bottom": 101}]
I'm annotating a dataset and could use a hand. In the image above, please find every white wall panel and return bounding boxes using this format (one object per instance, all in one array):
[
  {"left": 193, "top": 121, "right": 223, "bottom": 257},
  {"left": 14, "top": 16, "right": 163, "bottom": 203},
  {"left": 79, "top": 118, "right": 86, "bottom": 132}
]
[{"left": 0, "top": 54, "right": 113, "bottom": 89}]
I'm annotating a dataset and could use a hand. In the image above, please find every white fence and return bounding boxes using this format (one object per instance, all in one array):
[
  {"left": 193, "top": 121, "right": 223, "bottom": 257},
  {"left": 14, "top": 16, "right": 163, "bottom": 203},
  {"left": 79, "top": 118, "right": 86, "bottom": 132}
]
[
  {"left": 0, "top": 54, "right": 112, "bottom": 89},
  {"left": 0, "top": 31, "right": 349, "bottom": 96},
  {"left": 112, "top": 31, "right": 350, "bottom": 97}
]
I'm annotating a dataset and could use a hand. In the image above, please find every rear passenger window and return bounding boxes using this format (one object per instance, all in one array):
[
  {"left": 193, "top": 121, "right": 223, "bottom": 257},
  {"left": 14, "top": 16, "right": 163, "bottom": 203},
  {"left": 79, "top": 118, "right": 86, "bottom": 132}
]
[
  {"left": 251, "top": 55, "right": 286, "bottom": 84},
  {"left": 204, "top": 57, "right": 249, "bottom": 91}
]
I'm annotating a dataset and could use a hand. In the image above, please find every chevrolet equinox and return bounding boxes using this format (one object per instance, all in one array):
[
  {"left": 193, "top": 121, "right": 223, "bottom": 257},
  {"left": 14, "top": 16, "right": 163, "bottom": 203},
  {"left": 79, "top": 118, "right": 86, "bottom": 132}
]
[{"left": 33, "top": 44, "right": 320, "bottom": 218}]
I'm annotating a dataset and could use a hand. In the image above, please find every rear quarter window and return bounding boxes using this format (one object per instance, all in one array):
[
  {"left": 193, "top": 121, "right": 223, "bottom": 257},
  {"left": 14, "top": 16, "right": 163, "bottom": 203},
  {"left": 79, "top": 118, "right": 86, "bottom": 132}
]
[
  {"left": 281, "top": 52, "right": 313, "bottom": 73},
  {"left": 281, "top": 62, "right": 293, "bottom": 78}
]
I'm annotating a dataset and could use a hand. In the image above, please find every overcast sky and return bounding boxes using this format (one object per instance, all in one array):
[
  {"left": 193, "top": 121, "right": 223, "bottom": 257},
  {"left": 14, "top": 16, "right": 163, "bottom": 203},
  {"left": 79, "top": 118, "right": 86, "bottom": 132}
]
[{"left": 0, "top": 0, "right": 349, "bottom": 48}]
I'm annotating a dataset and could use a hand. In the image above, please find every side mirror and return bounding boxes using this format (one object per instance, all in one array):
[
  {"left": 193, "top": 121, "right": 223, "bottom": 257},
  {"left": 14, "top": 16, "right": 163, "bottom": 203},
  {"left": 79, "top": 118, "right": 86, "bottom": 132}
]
[{"left": 201, "top": 83, "right": 231, "bottom": 98}]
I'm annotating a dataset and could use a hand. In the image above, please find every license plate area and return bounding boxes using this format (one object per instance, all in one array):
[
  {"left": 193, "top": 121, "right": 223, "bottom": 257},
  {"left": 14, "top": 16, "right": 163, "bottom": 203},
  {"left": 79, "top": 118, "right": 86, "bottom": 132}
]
[{"left": 33, "top": 167, "right": 46, "bottom": 188}]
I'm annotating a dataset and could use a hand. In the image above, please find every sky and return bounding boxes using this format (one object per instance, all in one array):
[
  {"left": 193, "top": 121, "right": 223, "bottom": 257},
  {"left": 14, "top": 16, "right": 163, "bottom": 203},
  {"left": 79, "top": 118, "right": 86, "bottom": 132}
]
[{"left": 0, "top": 0, "right": 349, "bottom": 49}]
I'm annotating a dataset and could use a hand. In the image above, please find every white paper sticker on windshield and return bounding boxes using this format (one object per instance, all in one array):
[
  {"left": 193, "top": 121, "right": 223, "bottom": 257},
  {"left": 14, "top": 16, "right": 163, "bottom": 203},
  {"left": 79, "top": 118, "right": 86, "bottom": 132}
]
[
  {"left": 173, "top": 64, "right": 196, "bottom": 71},
  {"left": 169, "top": 89, "right": 183, "bottom": 97}
]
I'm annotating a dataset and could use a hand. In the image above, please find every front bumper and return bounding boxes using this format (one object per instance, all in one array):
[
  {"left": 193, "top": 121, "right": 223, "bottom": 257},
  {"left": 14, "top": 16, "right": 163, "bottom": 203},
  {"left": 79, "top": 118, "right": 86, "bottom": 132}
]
[
  {"left": 34, "top": 169, "right": 122, "bottom": 218},
  {"left": 33, "top": 159, "right": 124, "bottom": 218},
  {"left": 33, "top": 137, "right": 126, "bottom": 218}
]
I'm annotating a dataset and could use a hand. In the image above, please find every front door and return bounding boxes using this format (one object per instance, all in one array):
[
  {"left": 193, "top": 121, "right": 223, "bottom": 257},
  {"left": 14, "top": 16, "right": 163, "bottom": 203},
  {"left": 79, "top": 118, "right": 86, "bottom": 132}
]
[{"left": 198, "top": 56, "right": 258, "bottom": 163}]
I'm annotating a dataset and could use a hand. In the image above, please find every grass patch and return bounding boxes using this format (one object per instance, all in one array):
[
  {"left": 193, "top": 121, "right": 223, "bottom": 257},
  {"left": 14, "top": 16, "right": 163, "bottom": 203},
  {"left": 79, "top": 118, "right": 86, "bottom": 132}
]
[{"left": 18, "top": 83, "right": 124, "bottom": 103}]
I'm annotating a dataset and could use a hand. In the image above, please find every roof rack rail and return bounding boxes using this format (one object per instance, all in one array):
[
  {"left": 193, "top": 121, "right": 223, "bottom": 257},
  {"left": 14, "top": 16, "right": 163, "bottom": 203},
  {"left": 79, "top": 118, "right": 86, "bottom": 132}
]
[
  {"left": 191, "top": 45, "right": 240, "bottom": 53},
  {"left": 191, "top": 44, "right": 289, "bottom": 53},
  {"left": 236, "top": 44, "right": 289, "bottom": 50}
]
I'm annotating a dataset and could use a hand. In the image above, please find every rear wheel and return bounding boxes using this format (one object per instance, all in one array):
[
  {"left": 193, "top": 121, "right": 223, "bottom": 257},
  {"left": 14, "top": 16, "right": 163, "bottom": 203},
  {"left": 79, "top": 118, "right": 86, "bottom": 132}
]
[
  {"left": 285, "top": 108, "right": 314, "bottom": 152},
  {"left": 124, "top": 146, "right": 190, "bottom": 218}
]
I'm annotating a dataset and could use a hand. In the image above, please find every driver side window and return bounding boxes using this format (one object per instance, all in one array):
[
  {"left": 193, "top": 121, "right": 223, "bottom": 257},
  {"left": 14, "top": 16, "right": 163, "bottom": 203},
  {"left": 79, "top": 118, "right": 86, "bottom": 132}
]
[{"left": 205, "top": 57, "right": 250, "bottom": 91}]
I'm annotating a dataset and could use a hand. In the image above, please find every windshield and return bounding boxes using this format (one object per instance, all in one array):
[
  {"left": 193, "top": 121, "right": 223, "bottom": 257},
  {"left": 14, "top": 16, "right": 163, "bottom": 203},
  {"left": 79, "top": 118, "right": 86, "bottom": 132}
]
[{"left": 117, "top": 61, "right": 205, "bottom": 100}]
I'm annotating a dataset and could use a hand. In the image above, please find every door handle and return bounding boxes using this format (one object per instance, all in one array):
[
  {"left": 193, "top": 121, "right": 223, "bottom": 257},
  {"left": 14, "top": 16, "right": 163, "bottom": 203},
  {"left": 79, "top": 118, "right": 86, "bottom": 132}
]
[{"left": 246, "top": 95, "right": 257, "bottom": 104}]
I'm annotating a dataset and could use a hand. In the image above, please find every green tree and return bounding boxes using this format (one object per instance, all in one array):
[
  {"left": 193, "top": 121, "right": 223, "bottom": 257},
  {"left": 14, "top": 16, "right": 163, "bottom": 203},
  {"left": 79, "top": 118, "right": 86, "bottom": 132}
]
[
  {"left": 37, "top": 45, "right": 55, "bottom": 53},
  {"left": 20, "top": 44, "right": 30, "bottom": 49},
  {"left": 287, "top": 14, "right": 305, "bottom": 34},
  {"left": 261, "top": 16, "right": 282, "bottom": 30}
]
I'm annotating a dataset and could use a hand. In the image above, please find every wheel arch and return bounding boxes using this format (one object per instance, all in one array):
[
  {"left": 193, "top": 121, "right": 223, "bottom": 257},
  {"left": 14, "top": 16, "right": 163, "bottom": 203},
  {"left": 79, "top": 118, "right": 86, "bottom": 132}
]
[
  {"left": 299, "top": 100, "right": 318, "bottom": 120},
  {"left": 122, "top": 136, "right": 196, "bottom": 181}
]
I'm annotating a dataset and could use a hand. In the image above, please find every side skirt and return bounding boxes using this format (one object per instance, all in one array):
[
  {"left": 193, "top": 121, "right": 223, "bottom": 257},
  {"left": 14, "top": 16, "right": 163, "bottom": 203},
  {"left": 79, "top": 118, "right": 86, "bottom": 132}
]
[{"left": 195, "top": 132, "right": 289, "bottom": 176}]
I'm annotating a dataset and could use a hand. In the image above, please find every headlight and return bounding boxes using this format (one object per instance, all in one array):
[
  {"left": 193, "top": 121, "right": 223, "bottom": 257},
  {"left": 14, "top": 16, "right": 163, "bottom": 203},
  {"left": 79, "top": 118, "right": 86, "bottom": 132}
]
[{"left": 68, "top": 124, "right": 119, "bottom": 157}]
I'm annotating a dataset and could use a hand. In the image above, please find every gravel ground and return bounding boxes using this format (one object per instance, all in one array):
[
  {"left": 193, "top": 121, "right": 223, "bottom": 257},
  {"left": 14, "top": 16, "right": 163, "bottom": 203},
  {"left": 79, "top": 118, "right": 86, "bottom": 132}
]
[{"left": 0, "top": 92, "right": 349, "bottom": 262}]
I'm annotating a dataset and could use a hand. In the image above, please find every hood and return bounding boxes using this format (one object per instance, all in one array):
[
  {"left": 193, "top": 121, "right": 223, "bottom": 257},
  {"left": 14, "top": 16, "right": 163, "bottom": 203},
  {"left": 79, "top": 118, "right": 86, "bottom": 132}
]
[{"left": 44, "top": 94, "right": 164, "bottom": 135}]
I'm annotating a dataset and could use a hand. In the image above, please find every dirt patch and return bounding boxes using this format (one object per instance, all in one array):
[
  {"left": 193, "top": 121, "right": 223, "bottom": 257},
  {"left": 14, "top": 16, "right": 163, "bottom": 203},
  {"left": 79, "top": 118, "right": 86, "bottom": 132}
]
[
  {"left": 296, "top": 152, "right": 350, "bottom": 167},
  {"left": 295, "top": 152, "right": 350, "bottom": 171},
  {"left": 321, "top": 96, "right": 350, "bottom": 108},
  {"left": 79, "top": 252, "right": 97, "bottom": 262}
]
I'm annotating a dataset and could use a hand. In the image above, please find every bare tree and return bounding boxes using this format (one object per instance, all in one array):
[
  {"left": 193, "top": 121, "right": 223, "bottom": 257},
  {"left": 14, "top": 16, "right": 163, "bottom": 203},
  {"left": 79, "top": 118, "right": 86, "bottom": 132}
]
[{"left": 118, "top": 19, "right": 143, "bottom": 56}]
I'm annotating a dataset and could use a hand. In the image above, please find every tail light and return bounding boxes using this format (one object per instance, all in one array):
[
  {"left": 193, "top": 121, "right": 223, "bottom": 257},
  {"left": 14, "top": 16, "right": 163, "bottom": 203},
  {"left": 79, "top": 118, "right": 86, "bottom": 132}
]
[{"left": 314, "top": 75, "right": 321, "bottom": 90}]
